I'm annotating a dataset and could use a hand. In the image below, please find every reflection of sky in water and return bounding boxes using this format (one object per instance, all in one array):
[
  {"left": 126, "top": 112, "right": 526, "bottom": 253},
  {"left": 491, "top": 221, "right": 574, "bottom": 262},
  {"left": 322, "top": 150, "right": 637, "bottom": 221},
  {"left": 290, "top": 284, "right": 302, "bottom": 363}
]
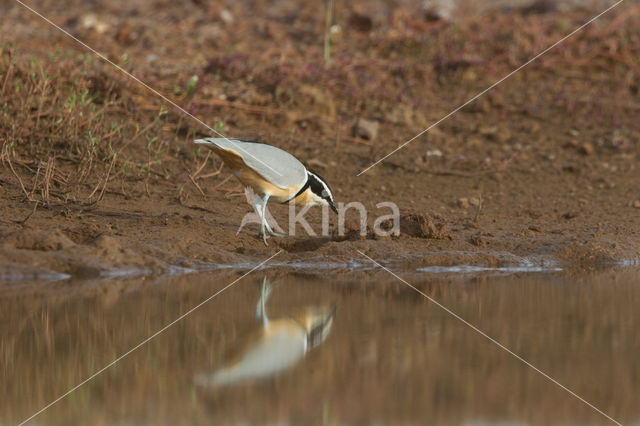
[
  {"left": 195, "top": 277, "right": 334, "bottom": 387},
  {"left": 3, "top": 269, "right": 639, "bottom": 424},
  {"left": 417, "top": 264, "right": 563, "bottom": 273}
]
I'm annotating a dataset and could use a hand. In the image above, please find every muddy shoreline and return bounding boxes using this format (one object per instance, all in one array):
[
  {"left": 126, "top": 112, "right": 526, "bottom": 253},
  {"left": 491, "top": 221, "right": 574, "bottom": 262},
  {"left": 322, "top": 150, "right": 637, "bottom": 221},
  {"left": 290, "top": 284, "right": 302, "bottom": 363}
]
[{"left": 1, "top": 192, "right": 637, "bottom": 282}]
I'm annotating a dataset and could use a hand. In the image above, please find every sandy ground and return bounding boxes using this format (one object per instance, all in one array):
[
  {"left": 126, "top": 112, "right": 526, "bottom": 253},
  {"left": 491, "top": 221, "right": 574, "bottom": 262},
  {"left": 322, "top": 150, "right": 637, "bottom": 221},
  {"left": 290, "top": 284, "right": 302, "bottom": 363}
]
[{"left": 1, "top": 0, "right": 640, "bottom": 280}]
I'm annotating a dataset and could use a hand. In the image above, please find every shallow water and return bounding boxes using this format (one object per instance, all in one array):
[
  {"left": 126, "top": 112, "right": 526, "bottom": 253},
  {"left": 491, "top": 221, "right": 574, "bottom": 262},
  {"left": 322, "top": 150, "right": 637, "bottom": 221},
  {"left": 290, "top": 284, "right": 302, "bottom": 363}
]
[{"left": 2, "top": 265, "right": 640, "bottom": 425}]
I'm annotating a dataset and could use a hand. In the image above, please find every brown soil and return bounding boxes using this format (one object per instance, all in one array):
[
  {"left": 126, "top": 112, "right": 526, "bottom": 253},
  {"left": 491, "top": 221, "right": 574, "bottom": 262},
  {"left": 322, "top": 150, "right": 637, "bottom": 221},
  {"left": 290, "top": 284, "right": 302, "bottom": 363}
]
[{"left": 1, "top": 0, "right": 640, "bottom": 279}]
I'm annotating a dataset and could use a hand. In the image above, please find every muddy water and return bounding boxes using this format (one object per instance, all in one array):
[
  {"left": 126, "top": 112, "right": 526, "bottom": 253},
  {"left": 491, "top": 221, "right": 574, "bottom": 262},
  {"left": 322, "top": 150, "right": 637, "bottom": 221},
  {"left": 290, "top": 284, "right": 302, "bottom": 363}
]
[{"left": 2, "top": 266, "right": 640, "bottom": 425}]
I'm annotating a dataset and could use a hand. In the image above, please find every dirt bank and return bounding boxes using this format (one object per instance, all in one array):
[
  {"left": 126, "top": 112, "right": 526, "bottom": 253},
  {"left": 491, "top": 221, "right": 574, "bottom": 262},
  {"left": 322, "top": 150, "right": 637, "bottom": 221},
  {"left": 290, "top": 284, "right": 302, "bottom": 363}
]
[{"left": 1, "top": 1, "right": 639, "bottom": 279}]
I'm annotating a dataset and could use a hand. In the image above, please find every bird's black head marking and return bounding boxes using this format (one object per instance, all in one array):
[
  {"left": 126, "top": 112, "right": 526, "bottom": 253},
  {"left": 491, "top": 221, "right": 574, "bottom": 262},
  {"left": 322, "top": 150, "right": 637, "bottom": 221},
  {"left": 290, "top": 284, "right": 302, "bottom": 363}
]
[{"left": 307, "top": 171, "right": 337, "bottom": 214}]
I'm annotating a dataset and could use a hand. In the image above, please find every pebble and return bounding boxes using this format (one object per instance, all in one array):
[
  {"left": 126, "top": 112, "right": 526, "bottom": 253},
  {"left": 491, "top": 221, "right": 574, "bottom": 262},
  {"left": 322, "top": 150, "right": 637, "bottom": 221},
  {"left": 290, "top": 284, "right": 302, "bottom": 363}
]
[
  {"left": 463, "top": 98, "right": 490, "bottom": 113},
  {"left": 632, "top": 200, "right": 640, "bottom": 209},
  {"left": 527, "top": 122, "right": 541, "bottom": 134},
  {"left": 478, "top": 125, "right": 497, "bottom": 136},
  {"left": 580, "top": 143, "right": 594, "bottom": 155},
  {"left": 354, "top": 118, "right": 379, "bottom": 141},
  {"left": 80, "top": 13, "right": 109, "bottom": 34},
  {"left": 478, "top": 126, "right": 511, "bottom": 143},
  {"left": 220, "top": 9, "right": 234, "bottom": 25},
  {"left": 457, "top": 198, "right": 470, "bottom": 209},
  {"left": 496, "top": 128, "right": 512, "bottom": 143}
]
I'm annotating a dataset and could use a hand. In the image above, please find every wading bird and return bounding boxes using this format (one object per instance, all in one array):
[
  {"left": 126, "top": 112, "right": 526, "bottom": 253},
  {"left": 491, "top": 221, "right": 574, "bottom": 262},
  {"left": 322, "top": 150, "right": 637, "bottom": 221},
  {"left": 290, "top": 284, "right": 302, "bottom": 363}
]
[{"left": 195, "top": 138, "right": 337, "bottom": 245}]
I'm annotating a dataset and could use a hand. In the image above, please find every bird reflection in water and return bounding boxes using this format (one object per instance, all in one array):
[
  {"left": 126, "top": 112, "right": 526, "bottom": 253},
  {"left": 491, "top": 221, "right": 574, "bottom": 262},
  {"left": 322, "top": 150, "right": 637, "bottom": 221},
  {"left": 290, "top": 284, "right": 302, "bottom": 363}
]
[{"left": 194, "top": 277, "right": 335, "bottom": 387}]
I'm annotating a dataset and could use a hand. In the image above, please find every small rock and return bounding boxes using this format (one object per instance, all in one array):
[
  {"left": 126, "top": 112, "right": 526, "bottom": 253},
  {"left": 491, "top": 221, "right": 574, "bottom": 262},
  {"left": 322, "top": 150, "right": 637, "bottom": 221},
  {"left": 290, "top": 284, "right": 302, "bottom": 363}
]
[
  {"left": 632, "top": 200, "right": 640, "bottom": 209},
  {"left": 115, "top": 22, "right": 136, "bottom": 45},
  {"left": 495, "top": 128, "right": 512, "bottom": 143},
  {"left": 353, "top": 118, "right": 379, "bottom": 141},
  {"left": 220, "top": 9, "right": 234, "bottom": 25},
  {"left": 348, "top": 12, "right": 373, "bottom": 32},
  {"left": 519, "top": 0, "right": 557, "bottom": 15},
  {"left": 478, "top": 125, "right": 497, "bottom": 137},
  {"left": 376, "top": 218, "right": 399, "bottom": 237},
  {"left": 457, "top": 198, "right": 470, "bottom": 209},
  {"left": 469, "top": 233, "right": 485, "bottom": 246},
  {"left": 485, "top": 93, "right": 503, "bottom": 109},
  {"left": 609, "top": 130, "right": 631, "bottom": 152},
  {"left": 479, "top": 125, "right": 511, "bottom": 143},
  {"left": 564, "top": 140, "right": 579, "bottom": 150},
  {"left": 527, "top": 121, "right": 541, "bottom": 134},
  {"left": 80, "top": 13, "right": 109, "bottom": 34},
  {"left": 468, "top": 197, "right": 480, "bottom": 207},
  {"left": 563, "top": 165, "right": 580, "bottom": 174},
  {"left": 423, "top": 2, "right": 452, "bottom": 22},
  {"left": 462, "top": 98, "right": 490, "bottom": 113},
  {"left": 579, "top": 143, "right": 594, "bottom": 155}
]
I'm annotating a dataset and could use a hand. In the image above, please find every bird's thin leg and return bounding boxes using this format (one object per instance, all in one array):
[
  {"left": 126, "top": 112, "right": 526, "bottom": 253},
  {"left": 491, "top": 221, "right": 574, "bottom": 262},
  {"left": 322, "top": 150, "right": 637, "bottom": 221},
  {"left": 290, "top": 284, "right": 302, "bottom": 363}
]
[
  {"left": 256, "top": 194, "right": 285, "bottom": 241},
  {"left": 254, "top": 193, "right": 268, "bottom": 240},
  {"left": 260, "top": 196, "right": 286, "bottom": 238},
  {"left": 253, "top": 194, "right": 263, "bottom": 222},
  {"left": 255, "top": 277, "right": 273, "bottom": 327},
  {"left": 264, "top": 218, "right": 287, "bottom": 238},
  {"left": 259, "top": 194, "right": 270, "bottom": 246}
]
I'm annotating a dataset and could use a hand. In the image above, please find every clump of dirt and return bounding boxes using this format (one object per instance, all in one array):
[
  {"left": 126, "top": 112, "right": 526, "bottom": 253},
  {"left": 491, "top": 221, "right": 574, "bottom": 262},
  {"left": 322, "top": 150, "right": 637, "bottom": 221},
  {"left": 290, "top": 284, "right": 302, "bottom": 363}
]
[
  {"left": 399, "top": 214, "right": 450, "bottom": 240},
  {"left": 1, "top": 227, "right": 76, "bottom": 251},
  {"left": 555, "top": 240, "right": 621, "bottom": 266},
  {"left": 332, "top": 219, "right": 371, "bottom": 242}
]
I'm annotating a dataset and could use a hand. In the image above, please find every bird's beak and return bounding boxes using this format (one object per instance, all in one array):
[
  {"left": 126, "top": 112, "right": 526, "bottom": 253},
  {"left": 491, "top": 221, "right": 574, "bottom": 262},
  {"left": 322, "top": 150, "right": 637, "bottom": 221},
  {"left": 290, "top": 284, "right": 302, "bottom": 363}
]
[{"left": 329, "top": 200, "right": 338, "bottom": 214}]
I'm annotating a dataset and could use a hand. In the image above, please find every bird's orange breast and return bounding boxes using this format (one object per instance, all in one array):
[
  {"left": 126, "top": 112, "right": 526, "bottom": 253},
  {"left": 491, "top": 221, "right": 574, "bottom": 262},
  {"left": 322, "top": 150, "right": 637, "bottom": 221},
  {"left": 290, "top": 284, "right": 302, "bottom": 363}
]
[{"left": 208, "top": 146, "right": 297, "bottom": 202}]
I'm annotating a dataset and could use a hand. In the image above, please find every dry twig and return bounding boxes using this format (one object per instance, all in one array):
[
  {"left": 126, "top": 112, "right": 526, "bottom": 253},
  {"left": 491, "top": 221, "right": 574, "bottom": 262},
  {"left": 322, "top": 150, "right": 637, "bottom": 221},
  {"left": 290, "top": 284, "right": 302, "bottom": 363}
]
[
  {"left": 187, "top": 170, "right": 206, "bottom": 198},
  {"left": 14, "top": 201, "right": 39, "bottom": 225}
]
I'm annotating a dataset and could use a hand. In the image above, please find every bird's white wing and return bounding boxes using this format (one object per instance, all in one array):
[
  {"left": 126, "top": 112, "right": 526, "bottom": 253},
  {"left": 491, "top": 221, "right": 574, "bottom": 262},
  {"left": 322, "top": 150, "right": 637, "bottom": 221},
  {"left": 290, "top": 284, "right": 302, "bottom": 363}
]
[
  {"left": 193, "top": 323, "right": 307, "bottom": 387},
  {"left": 195, "top": 138, "right": 307, "bottom": 189}
]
